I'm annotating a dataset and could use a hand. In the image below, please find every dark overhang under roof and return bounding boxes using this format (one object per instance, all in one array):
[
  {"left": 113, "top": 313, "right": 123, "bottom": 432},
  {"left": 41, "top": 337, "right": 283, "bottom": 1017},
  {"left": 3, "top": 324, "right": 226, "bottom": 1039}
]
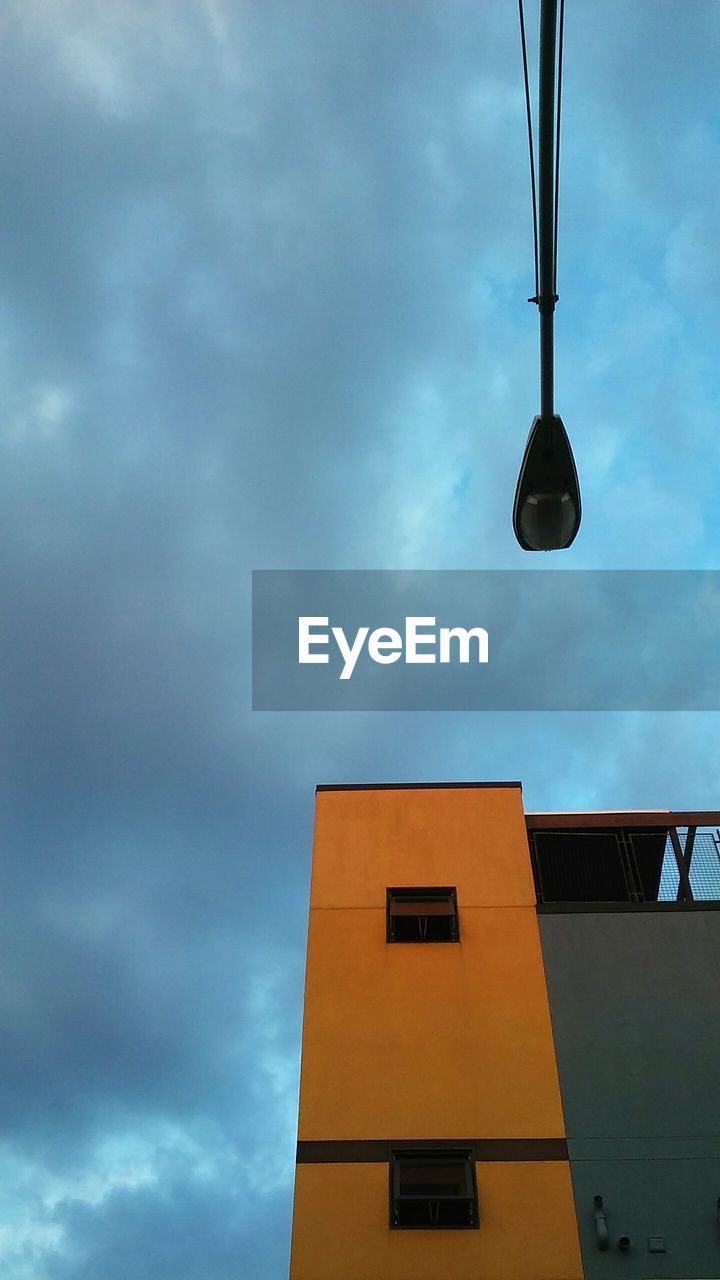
[{"left": 526, "top": 811, "right": 720, "bottom": 831}]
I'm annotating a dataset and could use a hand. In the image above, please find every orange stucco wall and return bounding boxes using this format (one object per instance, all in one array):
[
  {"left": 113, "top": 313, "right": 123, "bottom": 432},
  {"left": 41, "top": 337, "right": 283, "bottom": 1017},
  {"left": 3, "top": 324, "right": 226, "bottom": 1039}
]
[
  {"left": 291, "top": 1161, "right": 582, "bottom": 1280},
  {"left": 309, "top": 785, "right": 537, "bottom": 908},
  {"left": 298, "top": 902, "right": 563, "bottom": 1139},
  {"left": 289, "top": 785, "right": 581, "bottom": 1280}
]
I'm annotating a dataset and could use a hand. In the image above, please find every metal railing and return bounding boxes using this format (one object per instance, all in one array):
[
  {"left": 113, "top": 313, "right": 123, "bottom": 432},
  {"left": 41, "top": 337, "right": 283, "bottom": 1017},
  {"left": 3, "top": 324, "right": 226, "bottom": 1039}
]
[{"left": 531, "top": 827, "right": 720, "bottom": 905}]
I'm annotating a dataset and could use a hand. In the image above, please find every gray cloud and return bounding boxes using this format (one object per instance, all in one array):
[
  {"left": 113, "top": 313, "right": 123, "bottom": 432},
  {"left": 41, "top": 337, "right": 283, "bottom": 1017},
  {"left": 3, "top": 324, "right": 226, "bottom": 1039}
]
[{"left": 1, "top": 1, "right": 720, "bottom": 1276}]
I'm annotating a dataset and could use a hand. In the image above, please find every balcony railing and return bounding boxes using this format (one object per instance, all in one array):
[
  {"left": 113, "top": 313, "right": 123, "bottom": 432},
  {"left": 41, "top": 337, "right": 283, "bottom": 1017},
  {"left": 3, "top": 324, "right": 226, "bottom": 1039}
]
[{"left": 528, "top": 825, "right": 720, "bottom": 907}]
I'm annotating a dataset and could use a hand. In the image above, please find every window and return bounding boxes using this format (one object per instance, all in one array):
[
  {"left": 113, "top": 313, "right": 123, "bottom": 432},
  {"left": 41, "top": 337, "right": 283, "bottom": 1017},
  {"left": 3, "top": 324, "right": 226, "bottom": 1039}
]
[
  {"left": 386, "top": 887, "right": 459, "bottom": 942},
  {"left": 390, "top": 1149, "right": 478, "bottom": 1229}
]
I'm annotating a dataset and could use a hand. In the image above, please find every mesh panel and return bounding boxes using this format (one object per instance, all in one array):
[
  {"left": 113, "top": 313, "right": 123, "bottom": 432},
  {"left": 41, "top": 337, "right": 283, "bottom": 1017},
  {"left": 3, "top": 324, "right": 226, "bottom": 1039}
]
[{"left": 658, "top": 829, "right": 720, "bottom": 901}]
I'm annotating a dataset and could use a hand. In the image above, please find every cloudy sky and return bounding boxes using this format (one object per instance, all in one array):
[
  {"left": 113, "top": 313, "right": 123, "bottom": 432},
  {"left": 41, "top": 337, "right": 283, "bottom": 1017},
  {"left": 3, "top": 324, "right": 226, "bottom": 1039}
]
[{"left": 2, "top": 1, "right": 720, "bottom": 1276}]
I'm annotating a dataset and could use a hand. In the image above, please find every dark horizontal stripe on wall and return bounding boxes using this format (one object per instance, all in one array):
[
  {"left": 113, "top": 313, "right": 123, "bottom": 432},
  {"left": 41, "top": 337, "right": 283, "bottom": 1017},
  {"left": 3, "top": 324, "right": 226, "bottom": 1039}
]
[
  {"left": 536, "top": 901, "right": 720, "bottom": 914},
  {"left": 316, "top": 781, "right": 522, "bottom": 793},
  {"left": 297, "top": 1138, "right": 568, "bottom": 1164}
]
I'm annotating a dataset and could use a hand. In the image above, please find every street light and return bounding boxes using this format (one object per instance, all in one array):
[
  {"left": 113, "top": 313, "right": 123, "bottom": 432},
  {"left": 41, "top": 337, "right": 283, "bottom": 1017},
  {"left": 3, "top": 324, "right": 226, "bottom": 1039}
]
[{"left": 513, "top": 0, "right": 581, "bottom": 551}]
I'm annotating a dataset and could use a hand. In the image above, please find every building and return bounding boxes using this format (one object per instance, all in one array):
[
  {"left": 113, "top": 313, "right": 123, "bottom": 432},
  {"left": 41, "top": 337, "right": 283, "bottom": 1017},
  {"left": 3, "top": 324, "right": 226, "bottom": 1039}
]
[{"left": 288, "top": 782, "right": 720, "bottom": 1280}]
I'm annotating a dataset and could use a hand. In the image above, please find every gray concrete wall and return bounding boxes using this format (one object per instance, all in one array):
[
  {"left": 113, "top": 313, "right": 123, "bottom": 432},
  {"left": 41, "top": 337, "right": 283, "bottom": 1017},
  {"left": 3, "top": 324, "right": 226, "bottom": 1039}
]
[
  {"left": 569, "top": 1145, "right": 720, "bottom": 1280},
  {"left": 539, "top": 910, "right": 720, "bottom": 1278}
]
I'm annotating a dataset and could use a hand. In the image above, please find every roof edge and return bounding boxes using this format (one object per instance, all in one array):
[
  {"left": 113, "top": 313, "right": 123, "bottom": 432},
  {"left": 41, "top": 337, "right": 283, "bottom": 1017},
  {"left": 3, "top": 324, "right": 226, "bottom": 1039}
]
[{"left": 316, "top": 781, "right": 523, "bottom": 793}]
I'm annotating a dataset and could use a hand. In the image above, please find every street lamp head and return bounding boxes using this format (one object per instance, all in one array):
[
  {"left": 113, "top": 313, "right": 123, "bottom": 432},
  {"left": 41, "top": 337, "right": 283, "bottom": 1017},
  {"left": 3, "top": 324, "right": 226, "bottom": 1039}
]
[{"left": 512, "top": 413, "right": 581, "bottom": 551}]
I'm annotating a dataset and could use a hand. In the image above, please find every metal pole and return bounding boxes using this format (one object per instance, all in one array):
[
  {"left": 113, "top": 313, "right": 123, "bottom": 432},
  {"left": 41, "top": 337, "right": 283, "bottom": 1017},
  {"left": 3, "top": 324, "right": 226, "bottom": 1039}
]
[
  {"left": 668, "top": 826, "right": 694, "bottom": 903},
  {"left": 538, "top": 0, "right": 558, "bottom": 420},
  {"left": 675, "top": 826, "right": 696, "bottom": 902}
]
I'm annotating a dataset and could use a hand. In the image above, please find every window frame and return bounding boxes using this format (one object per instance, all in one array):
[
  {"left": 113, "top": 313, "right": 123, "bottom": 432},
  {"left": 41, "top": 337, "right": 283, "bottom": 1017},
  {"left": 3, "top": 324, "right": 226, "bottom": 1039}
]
[
  {"left": 386, "top": 886, "right": 460, "bottom": 943},
  {"left": 389, "top": 1147, "right": 479, "bottom": 1230}
]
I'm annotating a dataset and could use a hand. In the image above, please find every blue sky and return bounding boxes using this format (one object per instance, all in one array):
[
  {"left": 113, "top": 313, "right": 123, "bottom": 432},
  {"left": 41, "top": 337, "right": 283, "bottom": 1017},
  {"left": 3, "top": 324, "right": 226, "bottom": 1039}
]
[{"left": 1, "top": 1, "right": 720, "bottom": 1276}]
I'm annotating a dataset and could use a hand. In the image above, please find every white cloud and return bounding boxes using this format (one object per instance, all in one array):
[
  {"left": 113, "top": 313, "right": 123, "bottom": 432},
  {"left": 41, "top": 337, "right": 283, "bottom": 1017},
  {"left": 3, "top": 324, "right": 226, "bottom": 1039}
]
[{"left": 5, "top": 384, "right": 75, "bottom": 447}]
